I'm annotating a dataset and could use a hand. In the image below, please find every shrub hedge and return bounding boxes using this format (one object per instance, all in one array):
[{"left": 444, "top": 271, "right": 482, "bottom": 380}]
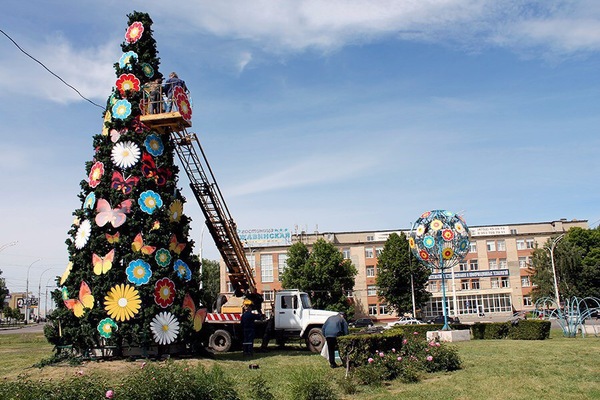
[{"left": 471, "top": 320, "right": 551, "bottom": 340}]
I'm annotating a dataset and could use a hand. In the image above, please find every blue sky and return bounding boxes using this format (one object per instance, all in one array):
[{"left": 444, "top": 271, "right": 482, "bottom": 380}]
[{"left": 1, "top": 1, "right": 600, "bottom": 295}]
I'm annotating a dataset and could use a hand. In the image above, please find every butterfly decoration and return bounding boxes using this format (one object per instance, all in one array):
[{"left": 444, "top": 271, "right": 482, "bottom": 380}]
[
  {"left": 132, "top": 232, "right": 156, "bottom": 255},
  {"left": 106, "top": 232, "right": 121, "bottom": 244},
  {"left": 169, "top": 234, "right": 186, "bottom": 255},
  {"left": 64, "top": 281, "right": 95, "bottom": 318},
  {"left": 110, "top": 128, "right": 126, "bottom": 143},
  {"left": 141, "top": 153, "right": 172, "bottom": 186},
  {"left": 59, "top": 261, "right": 73, "bottom": 285},
  {"left": 182, "top": 293, "right": 207, "bottom": 332},
  {"left": 131, "top": 116, "right": 149, "bottom": 134},
  {"left": 95, "top": 198, "right": 133, "bottom": 228},
  {"left": 93, "top": 249, "right": 115, "bottom": 275},
  {"left": 111, "top": 171, "right": 140, "bottom": 195}
]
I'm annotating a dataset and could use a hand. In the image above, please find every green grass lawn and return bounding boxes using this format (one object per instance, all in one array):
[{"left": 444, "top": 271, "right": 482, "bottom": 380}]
[{"left": 1, "top": 329, "right": 599, "bottom": 399}]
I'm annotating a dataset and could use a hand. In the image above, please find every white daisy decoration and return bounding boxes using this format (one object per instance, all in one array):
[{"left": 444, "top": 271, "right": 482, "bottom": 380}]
[
  {"left": 111, "top": 141, "right": 141, "bottom": 169},
  {"left": 150, "top": 311, "right": 180, "bottom": 345},
  {"left": 74, "top": 220, "right": 92, "bottom": 249}
]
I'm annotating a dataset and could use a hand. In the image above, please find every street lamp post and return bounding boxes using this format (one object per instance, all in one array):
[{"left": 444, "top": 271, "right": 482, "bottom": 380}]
[
  {"left": 37, "top": 268, "right": 55, "bottom": 322},
  {"left": 547, "top": 233, "right": 565, "bottom": 309},
  {"left": 25, "top": 258, "right": 41, "bottom": 324},
  {"left": 45, "top": 276, "right": 57, "bottom": 319},
  {"left": 0, "top": 241, "right": 18, "bottom": 253}
]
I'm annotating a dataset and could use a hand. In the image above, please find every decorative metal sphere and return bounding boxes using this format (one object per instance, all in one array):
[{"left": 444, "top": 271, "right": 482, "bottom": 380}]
[{"left": 409, "top": 210, "right": 470, "bottom": 271}]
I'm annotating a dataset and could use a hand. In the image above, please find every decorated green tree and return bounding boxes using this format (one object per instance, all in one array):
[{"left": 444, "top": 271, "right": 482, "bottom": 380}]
[{"left": 45, "top": 12, "right": 205, "bottom": 355}]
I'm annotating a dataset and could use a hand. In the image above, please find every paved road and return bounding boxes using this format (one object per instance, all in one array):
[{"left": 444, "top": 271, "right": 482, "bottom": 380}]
[{"left": 0, "top": 323, "right": 45, "bottom": 335}]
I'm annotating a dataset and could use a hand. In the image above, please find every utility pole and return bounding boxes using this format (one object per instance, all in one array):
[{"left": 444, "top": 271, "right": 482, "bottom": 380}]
[{"left": 547, "top": 234, "right": 565, "bottom": 309}]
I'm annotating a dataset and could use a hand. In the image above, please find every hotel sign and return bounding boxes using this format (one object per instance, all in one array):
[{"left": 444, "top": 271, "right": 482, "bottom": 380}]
[
  {"left": 238, "top": 228, "right": 292, "bottom": 248},
  {"left": 429, "top": 269, "right": 509, "bottom": 280}
]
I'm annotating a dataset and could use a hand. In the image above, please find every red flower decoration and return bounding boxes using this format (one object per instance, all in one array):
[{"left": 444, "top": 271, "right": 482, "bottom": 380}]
[
  {"left": 173, "top": 87, "right": 192, "bottom": 122},
  {"left": 420, "top": 211, "right": 431, "bottom": 218},
  {"left": 419, "top": 249, "right": 429, "bottom": 261},
  {"left": 88, "top": 161, "right": 105, "bottom": 188},
  {"left": 125, "top": 21, "right": 144, "bottom": 44},
  {"left": 154, "top": 278, "right": 176, "bottom": 308},
  {"left": 442, "top": 229, "right": 455, "bottom": 241},
  {"left": 442, "top": 248, "right": 454, "bottom": 260},
  {"left": 115, "top": 74, "right": 140, "bottom": 96}
]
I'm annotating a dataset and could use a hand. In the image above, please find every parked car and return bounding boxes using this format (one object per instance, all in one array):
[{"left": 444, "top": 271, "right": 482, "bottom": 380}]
[
  {"left": 385, "top": 318, "right": 424, "bottom": 328},
  {"left": 349, "top": 318, "right": 374, "bottom": 328},
  {"left": 425, "top": 315, "right": 460, "bottom": 325}
]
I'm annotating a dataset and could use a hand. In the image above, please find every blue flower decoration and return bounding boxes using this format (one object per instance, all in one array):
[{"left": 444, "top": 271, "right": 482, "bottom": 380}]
[
  {"left": 112, "top": 99, "right": 132, "bottom": 120},
  {"left": 141, "top": 63, "right": 154, "bottom": 78},
  {"left": 84, "top": 192, "right": 96, "bottom": 209},
  {"left": 138, "top": 190, "right": 163, "bottom": 214},
  {"left": 119, "top": 51, "right": 138, "bottom": 70},
  {"left": 127, "top": 259, "right": 152, "bottom": 285},
  {"left": 458, "top": 239, "right": 469, "bottom": 252},
  {"left": 423, "top": 236, "right": 435, "bottom": 248},
  {"left": 155, "top": 248, "right": 172, "bottom": 267},
  {"left": 144, "top": 134, "right": 164, "bottom": 156},
  {"left": 173, "top": 260, "right": 192, "bottom": 281}
]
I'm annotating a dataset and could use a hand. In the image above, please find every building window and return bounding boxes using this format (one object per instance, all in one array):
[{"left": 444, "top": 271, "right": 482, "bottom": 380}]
[
  {"left": 521, "top": 276, "right": 531, "bottom": 287},
  {"left": 497, "top": 240, "right": 506, "bottom": 251},
  {"left": 368, "top": 304, "right": 377, "bottom": 315},
  {"left": 366, "top": 235, "right": 374, "bottom": 242},
  {"left": 367, "top": 285, "right": 377, "bottom": 296},
  {"left": 459, "top": 262, "right": 468, "bottom": 271},
  {"left": 519, "top": 256, "right": 529, "bottom": 268},
  {"left": 491, "top": 278, "right": 499, "bottom": 289},
  {"left": 263, "top": 290, "right": 274, "bottom": 302},
  {"left": 469, "top": 242, "right": 477, "bottom": 253},
  {"left": 366, "top": 266, "right": 375, "bottom": 277},
  {"left": 429, "top": 281, "right": 438, "bottom": 292},
  {"left": 342, "top": 248, "right": 351, "bottom": 259},
  {"left": 247, "top": 254, "right": 256, "bottom": 276},
  {"left": 469, "top": 259, "right": 478, "bottom": 271},
  {"left": 486, "top": 241, "right": 496, "bottom": 252},
  {"left": 471, "top": 279, "right": 480, "bottom": 290},
  {"left": 260, "top": 254, "right": 274, "bottom": 283},
  {"left": 379, "top": 304, "right": 389, "bottom": 315},
  {"left": 523, "top": 296, "right": 533, "bottom": 306},
  {"left": 526, "top": 238, "right": 535, "bottom": 249},
  {"left": 278, "top": 254, "right": 288, "bottom": 281},
  {"left": 376, "top": 247, "right": 384, "bottom": 257},
  {"left": 499, "top": 258, "right": 507, "bottom": 269},
  {"left": 461, "top": 280, "right": 470, "bottom": 290},
  {"left": 501, "top": 277, "right": 510, "bottom": 288},
  {"left": 365, "top": 248, "right": 374, "bottom": 258},
  {"left": 516, "top": 239, "right": 526, "bottom": 250},
  {"left": 489, "top": 259, "right": 498, "bottom": 270},
  {"left": 510, "top": 229, "right": 518, "bottom": 235}
]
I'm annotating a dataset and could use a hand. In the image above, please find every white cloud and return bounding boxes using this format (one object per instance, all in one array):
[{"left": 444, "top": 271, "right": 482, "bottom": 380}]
[{"left": 237, "top": 51, "right": 253, "bottom": 73}]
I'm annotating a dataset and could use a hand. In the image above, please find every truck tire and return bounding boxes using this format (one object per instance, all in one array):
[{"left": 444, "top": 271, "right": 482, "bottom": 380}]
[
  {"left": 305, "top": 327, "right": 325, "bottom": 353},
  {"left": 209, "top": 329, "right": 232, "bottom": 352}
]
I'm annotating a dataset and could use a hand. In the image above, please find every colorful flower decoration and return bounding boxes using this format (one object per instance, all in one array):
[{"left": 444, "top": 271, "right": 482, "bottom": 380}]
[
  {"left": 155, "top": 248, "right": 172, "bottom": 267},
  {"left": 455, "top": 222, "right": 465, "bottom": 234},
  {"left": 102, "top": 111, "right": 111, "bottom": 136},
  {"left": 458, "top": 239, "right": 469, "bottom": 252},
  {"left": 141, "top": 63, "right": 154, "bottom": 78},
  {"left": 61, "top": 287, "right": 69, "bottom": 301},
  {"left": 430, "top": 219, "right": 443, "bottom": 231},
  {"left": 423, "top": 236, "right": 435, "bottom": 248},
  {"left": 97, "top": 318, "right": 118, "bottom": 339},
  {"left": 173, "top": 260, "right": 192, "bottom": 281},
  {"left": 115, "top": 73, "right": 141, "bottom": 96},
  {"left": 84, "top": 192, "right": 96, "bottom": 210},
  {"left": 144, "top": 134, "right": 164, "bottom": 156},
  {"left": 415, "top": 225, "right": 425, "bottom": 236},
  {"left": 419, "top": 249, "right": 429, "bottom": 261},
  {"left": 111, "top": 141, "right": 140, "bottom": 168},
  {"left": 104, "top": 284, "right": 141, "bottom": 322},
  {"left": 442, "top": 229, "right": 455, "bottom": 241},
  {"left": 112, "top": 99, "right": 132, "bottom": 120},
  {"left": 150, "top": 312, "right": 180, "bottom": 345},
  {"left": 88, "top": 161, "right": 105, "bottom": 188},
  {"left": 74, "top": 219, "right": 92, "bottom": 249},
  {"left": 154, "top": 278, "right": 176, "bottom": 308},
  {"left": 125, "top": 21, "right": 144, "bottom": 43},
  {"left": 126, "top": 259, "right": 152, "bottom": 285},
  {"left": 138, "top": 190, "right": 163, "bottom": 214},
  {"left": 421, "top": 211, "right": 431, "bottom": 218},
  {"left": 442, "top": 248, "right": 454, "bottom": 260},
  {"left": 408, "top": 237, "right": 415, "bottom": 249},
  {"left": 119, "top": 51, "right": 138, "bottom": 70},
  {"left": 173, "top": 87, "right": 192, "bottom": 122},
  {"left": 169, "top": 199, "right": 183, "bottom": 223}
]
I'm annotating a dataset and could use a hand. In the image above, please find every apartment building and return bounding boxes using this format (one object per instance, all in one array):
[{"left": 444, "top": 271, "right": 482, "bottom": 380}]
[{"left": 220, "top": 219, "right": 588, "bottom": 321}]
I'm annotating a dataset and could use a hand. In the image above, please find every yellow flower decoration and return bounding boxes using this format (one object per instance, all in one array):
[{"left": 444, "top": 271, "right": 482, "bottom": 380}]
[
  {"left": 442, "top": 248, "right": 454, "bottom": 260},
  {"left": 169, "top": 199, "right": 183, "bottom": 223},
  {"left": 104, "top": 284, "right": 141, "bottom": 322},
  {"left": 415, "top": 225, "right": 425, "bottom": 236},
  {"left": 430, "top": 219, "right": 443, "bottom": 231},
  {"left": 408, "top": 237, "right": 416, "bottom": 248},
  {"left": 102, "top": 111, "right": 111, "bottom": 136}
]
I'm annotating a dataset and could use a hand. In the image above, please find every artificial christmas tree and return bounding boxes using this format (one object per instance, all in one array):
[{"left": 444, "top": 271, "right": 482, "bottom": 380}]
[{"left": 45, "top": 11, "right": 204, "bottom": 356}]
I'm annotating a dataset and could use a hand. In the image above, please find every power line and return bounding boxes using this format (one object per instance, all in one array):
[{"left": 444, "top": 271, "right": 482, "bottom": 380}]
[{"left": 0, "top": 28, "right": 105, "bottom": 109}]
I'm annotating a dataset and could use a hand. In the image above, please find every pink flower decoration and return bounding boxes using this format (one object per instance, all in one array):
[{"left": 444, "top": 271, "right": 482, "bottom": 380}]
[
  {"left": 368, "top": 358, "right": 374, "bottom": 364},
  {"left": 125, "top": 21, "right": 144, "bottom": 43},
  {"left": 106, "top": 389, "right": 114, "bottom": 399},
  {"left": 413, "top": 331, "right": 419, "bottom": 335},
  {"left": 89, "top": 161, "right": 105, "bottom": 188},
  {"left": 426, "top": 356, "right": 433, "bottom": 362},
  {"left": 397, "top": 356, "right": 402, "bottom": 361},
  {"left": 379, "top": 352, "right": 384, "bottom": 357},
  {"left": 391, "top": 348, "right": 396, "bottom": 353},
  {"left": 141, "top": 361, "right": 147, "bottom": 369},
  {"left": 402, "top": 339, "right": 408, "bottom": 345}
]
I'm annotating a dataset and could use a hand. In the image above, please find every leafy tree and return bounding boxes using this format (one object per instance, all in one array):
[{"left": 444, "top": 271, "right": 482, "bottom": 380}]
[
  {"left": 0, "top": 271, "right": 8, "bottom": 309},
  {"left": 45, "top": 12, "right": 203, "bottom": 354},
  {"left": 282, "top": 239, "right": 357, "bottom": 314},
  {"left": 198, "top": 258, "right": 220, "bottom": 311},
  {"left": 376, "top": 232, "right": 431, "bottom": 316}
]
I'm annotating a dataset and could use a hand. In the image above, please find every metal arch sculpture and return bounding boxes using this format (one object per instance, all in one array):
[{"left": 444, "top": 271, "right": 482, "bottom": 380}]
[
  {"left": 410, "top": 210, "right": 470, "bottom": 330},
  {"left": 534, "top": 296, "right": 600, "bottom": 338}
]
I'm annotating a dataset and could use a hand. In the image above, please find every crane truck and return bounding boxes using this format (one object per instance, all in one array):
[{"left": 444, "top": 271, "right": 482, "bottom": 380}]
[{"left": 140, "top": 97, "right": 337, "bottom": 353}]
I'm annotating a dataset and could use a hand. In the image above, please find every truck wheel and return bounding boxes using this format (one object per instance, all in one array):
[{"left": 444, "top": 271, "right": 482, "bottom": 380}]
[
  {"left": 209, "top": 329, "right": 232, "bottom": 352},
  {"left": 306, "top": 327, "right": 325, "bottom": 353}
]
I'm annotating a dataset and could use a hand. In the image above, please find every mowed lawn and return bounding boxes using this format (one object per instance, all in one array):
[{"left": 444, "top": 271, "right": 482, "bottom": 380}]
[{"left": 1, "top": 329, "right": 599, "bottom": 400}]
